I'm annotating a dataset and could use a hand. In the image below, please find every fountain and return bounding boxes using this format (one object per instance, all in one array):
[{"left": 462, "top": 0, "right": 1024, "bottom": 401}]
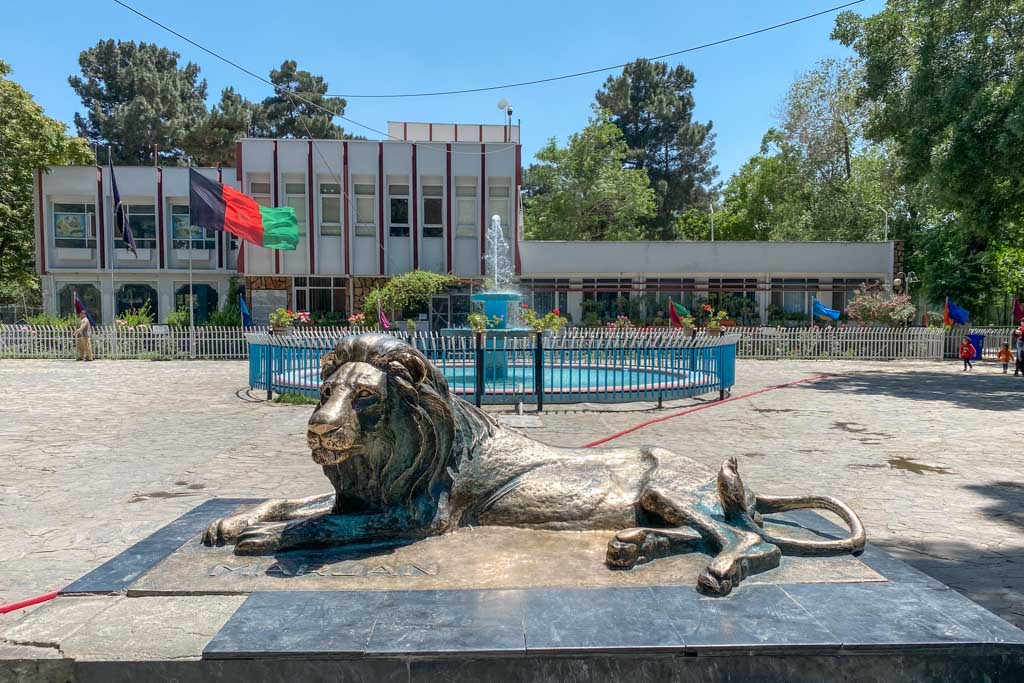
[{"left": 471, "top": 215, "right": 522, "bottom": 329}]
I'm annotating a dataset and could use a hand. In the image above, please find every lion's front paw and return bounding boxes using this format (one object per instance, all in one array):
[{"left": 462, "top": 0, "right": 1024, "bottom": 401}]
[
  {"left": 234, "top": 522, "right": 288, "bottom": 555},
  {"left": 202, "top": 514, "right": 254, "bottom": 546}
]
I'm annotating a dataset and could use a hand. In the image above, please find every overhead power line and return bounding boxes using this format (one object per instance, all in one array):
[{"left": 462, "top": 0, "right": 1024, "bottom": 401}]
[
  {"left": 111, "top": 0, "right": 519, "bottom": 155},
  {"left": 328, "top": 0, "right": 867, "bottom": 98}
]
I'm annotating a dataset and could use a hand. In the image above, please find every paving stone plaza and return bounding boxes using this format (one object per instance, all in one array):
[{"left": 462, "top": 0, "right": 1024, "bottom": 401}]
[{"left": 2, "top": 356, "right": 1023, "bottom": 669}]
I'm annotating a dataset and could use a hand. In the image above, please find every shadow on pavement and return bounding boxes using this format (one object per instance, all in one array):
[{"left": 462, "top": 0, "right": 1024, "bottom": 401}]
[{"left": 802, "top": 369, "right": 1024, "bottom": 412}]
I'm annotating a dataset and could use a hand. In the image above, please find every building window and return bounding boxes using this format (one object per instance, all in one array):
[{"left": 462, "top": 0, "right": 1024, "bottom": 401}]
[
  {"left": 354, "top": 179, "right": 376, "bottom": 237},
  {"left": 170, "top": 205, "right": 216, "bottom": 250},
  {"left": 488, "top": 180, "right": 512, "bottom": 238},
  {"left": 175, "top": 284, "right": 218, "bottom": 324},
  {"left": 455, "top": 178, "right": 477, "bottom": 237},
  {"left": 388, "top": 179, "right": 409, "bottom": 237},
  {"left": 123, "top": 204, "right": 157, "bottom": 249},
  {"left": 249, "top": 179, "right": 271, "bottom": 207},
  {"left": 293, "top": 276, "right": 346, "bottom": 315},
  {"left": 116, "top": 284, "right": 158, "bottom": 318},
  {"left": 422, "top": 180, "right": 443, "bottom": 238},
  {"left": 58, "top": 284, "right": 101, "bottom": 320},
  {"left": 284, "top": 178, "right": 306, "bottom": 235},
  {"left": 319, "top": 181, "right": 341, "bottom": 237},
  {"left": 53, "top": 203, "right": 97, "bottom": 249},
  {"left": 770, "top": 278, "right": 820, "bottom": 314}
]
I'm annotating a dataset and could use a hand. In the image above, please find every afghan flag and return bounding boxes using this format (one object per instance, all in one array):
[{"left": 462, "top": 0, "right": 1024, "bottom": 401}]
[
  {"left": 668, "top": 298, "right": 689, "bottom": 328},
  {"left": 189, "top": 168, "right": 299, "bottom": 250},
  {"left": 74, "top": 294, "right": 95, "bottom": 327}
]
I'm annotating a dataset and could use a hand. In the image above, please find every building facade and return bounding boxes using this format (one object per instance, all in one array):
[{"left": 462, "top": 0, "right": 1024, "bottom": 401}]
[{"left": 32, "top": 122, "right": 899, "bottom": 327}]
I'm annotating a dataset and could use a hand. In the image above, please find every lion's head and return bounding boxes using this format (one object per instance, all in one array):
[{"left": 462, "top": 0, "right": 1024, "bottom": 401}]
[{"left": 307, "top": 334, "right": 492, "bottom": 507}]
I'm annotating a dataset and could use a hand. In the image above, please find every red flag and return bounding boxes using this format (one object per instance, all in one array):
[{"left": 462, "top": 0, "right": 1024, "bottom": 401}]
[
  {"left": 668, "top": 298, "right": 682, "bottom": 327},
  {"left": 377, "top": 302, "right": 390, "bottom": 330},
  {"left": 1014, "top": 297, "right": 1024, "bottom": 323}
]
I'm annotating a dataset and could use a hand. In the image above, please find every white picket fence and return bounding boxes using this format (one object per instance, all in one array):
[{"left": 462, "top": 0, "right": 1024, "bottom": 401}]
[{"left": 0, "top": 323, "right": 1011, "bottom": 361}]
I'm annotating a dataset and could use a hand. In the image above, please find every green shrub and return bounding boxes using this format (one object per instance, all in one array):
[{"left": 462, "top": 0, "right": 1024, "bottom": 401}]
[
  {"left": 274, "top": 392, "right": 319, "bottom": 406},
  {"left": 166, "top": 307, "right": 190, "bottom": 327},
  {"left": 362, "top": 271, "right": 460, "bottom": 320},
  {"left": 24, "top": 312, "right": 77, "bottom": 327},
  {"left": 117, "top": 301, "right": 154, "bottom": 327}
]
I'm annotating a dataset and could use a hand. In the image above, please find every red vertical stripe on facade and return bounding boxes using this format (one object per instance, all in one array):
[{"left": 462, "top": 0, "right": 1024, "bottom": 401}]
[
  {"left": 514, "top": 144, "right": 522, "bottom": 275},
  {"left": 96, "top": 166, "right": 105, "bottom": 269},
  {"left": 403, "top": 122, "right": 407, "bottom": 140},
  {"left": 429, "top": 123, "right": 433, "bottom": 142},
  {"left": 157, "top": 167, "right": 165, "bottom": 268},
  {"left": 273, "top": 141, "right": 280, "bottom": 274},
  {"left": 235, "top": 143, "right": 242, "bottom": 181},
  {"left": 216, "top": 167, "right": 224, "bottom": 269},
  {"left": 478, "top": 126, "right": 483, "bottom": 142},
  {"left": 307, "top": 141, "right": 315, "bottom": 275},
  {"left": 36, "top": 170, "right": 46, "bottom": 275},
  {"left": 378, "top": 142, "right": 385, "bottom": 274},
  {"left": 343, "top": 142, "right": 350, "bottom": 275},
  {"left": 454, "top": 124, "right": 459, "bottom": 142},
  {"left": 411, "top": 144, "right": 418, "bottom": 269},
  {"left": 480, "top": 144, "right": 486, "bottom": 276},
  {"left": 445, "top": 144, "right": 452, "bottom": 273}
]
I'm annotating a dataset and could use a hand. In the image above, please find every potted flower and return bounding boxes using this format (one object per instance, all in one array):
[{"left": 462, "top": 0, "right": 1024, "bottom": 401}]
[
  {"left": 607, "top": 315, "right": 635, "bottom": 330},
  {"left": 269, "top": 307, "right": 296, "bottom": 335},
  {"left": 705, "top": 308, "right": 730, "bottom": 336},
  {"left": 347, "top": 312, "right": 366, "bottom": 328},
  {"left": 467, "top": 312, "right": 500, "bottom": 333},
  {"left": 680, "top": 313, "right": 696, "bottom": 335},
  {"left": 520, "top": 304, "right": 569, "bottom": 334}
]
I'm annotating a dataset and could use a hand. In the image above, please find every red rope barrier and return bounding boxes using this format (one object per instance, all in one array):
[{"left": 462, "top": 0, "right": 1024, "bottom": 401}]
[
  {"left": 580, "top": 374, "right": 832, "bottom": 448},
  {"left": 0, "top": 590, "right": 59, "bottom": 615}
]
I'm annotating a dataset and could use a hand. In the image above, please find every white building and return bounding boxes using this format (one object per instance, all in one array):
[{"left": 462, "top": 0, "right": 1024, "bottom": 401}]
[{"left": 31, "top": 121, "right": 899, "bottom": 327}]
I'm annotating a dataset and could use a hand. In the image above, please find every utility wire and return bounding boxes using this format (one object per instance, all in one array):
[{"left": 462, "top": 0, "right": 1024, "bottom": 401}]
[
  {"left": 111, "top": 0, "right": 516, "bottom": 156},
  {"left": 327, "top": 0, "right": 867, "bottom": 98}
]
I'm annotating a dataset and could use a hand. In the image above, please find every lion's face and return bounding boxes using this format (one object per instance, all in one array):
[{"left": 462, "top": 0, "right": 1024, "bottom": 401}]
[{"left": 307, "top": 361, "right": 390, "bottom": 466}]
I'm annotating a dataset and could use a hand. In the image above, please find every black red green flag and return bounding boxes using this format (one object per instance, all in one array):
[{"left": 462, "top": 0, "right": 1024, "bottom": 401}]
[
  {"left": 189, "top": 168, "right": 299, "bottom": 250},
  {"left": 668, "top": 298, "right": 689, "bottom": 327}
]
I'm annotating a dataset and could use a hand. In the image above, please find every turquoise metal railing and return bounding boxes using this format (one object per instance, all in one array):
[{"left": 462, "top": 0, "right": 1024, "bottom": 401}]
[{"left": 246, "top": 331, "right": 738, "bottom": 406}]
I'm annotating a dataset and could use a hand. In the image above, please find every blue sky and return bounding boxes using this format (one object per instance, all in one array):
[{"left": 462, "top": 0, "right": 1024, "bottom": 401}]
[{"left": 2, "top": 0, "right": 883, "bottom": 180}]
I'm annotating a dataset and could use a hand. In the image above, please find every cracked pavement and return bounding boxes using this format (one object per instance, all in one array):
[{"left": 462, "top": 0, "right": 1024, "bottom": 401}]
[{"left": 1, "top": 357, "right": 1022, "bottom": 635}]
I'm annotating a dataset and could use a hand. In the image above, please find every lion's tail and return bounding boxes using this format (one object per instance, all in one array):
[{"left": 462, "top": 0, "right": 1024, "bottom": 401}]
[{"left": 752, "top": 494, "right": 867, "bottom": 555}]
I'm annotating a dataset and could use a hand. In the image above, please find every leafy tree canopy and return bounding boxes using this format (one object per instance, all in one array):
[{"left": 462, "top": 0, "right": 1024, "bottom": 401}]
[
  {"left": 596, "top": 59, "right": 718, "bottom": 239},
  {"left": 252, "top": 60, "right": 347, "bottom": 139},
  {"left": 69, "top": 40, "right": 207, "bottom": 164},
  {"left": 1, "top": 61, "right": 93, "bottom": 297},
  {"left": 523, "top": 110, "right": 655, "bottom": 241}
]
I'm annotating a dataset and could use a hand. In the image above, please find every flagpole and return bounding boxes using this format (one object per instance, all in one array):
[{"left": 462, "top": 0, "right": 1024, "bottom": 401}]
[
  {"left": 188, "top": 160, "right": 196, "bottom": 358},
  {"left": 108, "top": 146, "right": 117, "bottom": 357}
]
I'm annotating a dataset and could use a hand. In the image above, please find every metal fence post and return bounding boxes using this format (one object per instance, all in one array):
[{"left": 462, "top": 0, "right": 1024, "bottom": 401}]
[
  {"left": 474, "top": 331, "right": 484, "bottom": 408},
  {"left": 265, "top": 341, "right": 273, "bottom": 401},
  {"left": 534, "top": 330, "right": 544, "bottom": 412}
]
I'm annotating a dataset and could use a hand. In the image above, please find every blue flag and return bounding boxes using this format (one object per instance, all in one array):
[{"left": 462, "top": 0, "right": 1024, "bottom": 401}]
[
  {"left": 239, "top": 295, "right": 252, "bottom": 328},
  {"left": 812, "top": 297, "right": 841, "bottom": 321},
  {"left": 73, "top": 294, "right": 95, "bottom": 327},
  {"left": 108, "top": 161, "right": 138, "bottom": 256},
  {"left": 944, "top": 298, "right": 970, "bottom": 326}
]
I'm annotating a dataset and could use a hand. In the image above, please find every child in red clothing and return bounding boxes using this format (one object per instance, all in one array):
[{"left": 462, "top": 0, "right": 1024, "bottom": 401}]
[
  {"left": 959, "top": 337, "right": 976, "bottom": 371},
  {"left": 997, "top": 343, "right": 1013, "bottom": 373}
]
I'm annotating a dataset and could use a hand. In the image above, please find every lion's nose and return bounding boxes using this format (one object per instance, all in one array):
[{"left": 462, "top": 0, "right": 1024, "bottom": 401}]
[{"left": 307, "top": 421, "right": 335, "bottom": 436}]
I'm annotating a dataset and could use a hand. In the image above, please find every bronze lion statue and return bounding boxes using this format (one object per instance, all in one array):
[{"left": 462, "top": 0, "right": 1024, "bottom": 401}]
[{"left": 204, "top": 333, "right": 866, "bottom": 596}]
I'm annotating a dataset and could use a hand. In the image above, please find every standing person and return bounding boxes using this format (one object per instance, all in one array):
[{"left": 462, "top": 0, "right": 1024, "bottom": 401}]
[
  {"left": 996, "top": 343, "right": 1013, "bottom": 373},
  {"left": 72, "top": 310, "right": 94, "bottom": 361},
  {"left": 1014, "top": 328, "right": 1024, "bottom": 377},
  {"left": 959, "top": 337, "right": 976, "bottom": 371}
]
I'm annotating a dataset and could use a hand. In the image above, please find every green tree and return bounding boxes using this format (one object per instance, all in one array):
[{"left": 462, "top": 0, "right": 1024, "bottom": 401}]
[
  {"left": 717, "top": 58, "right": 909, "bottom": 244},
  {"left": 252, "top": 60, "right": 348, "bottom": 139},
  {"left": 523, "top": 111, "right": 655, "bottom": 241},
  {"left": 69, "top": 40, "right": 207, "bottom": 164},
  {"left": 183, "top": 88, "right": 256, "bottom": 166},
  {"left": 0, "top": 61, "right": 94, "bottom": 299},
  {"left": 833, "top": 2, "right": 1024, "bottom": 310},
  {"left": 595, "top": 60, "right": 717, "bottom": 239}
]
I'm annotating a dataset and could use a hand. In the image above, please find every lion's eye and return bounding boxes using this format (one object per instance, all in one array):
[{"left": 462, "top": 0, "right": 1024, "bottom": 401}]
[{"left": 355, "top": 388, "right": 375, "bottom": 400}]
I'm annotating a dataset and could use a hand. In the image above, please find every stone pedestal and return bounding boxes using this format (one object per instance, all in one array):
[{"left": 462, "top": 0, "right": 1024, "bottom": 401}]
[{"left": 3, "top": 499, "right": 1022, "bottom": 682}]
